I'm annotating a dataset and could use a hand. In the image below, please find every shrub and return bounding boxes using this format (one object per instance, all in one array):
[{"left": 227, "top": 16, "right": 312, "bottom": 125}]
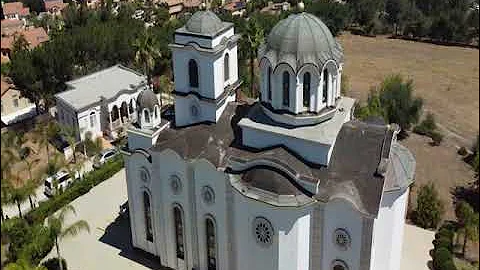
[
  {"left": 457, "top": 146, "right": 468, "bottom": 156},
  {"left": 413, "top": 182, "right": 444, "bottom": 229},
  {"left": 413, "top": 113, "right": 437, "bottom": 136},
  {"left": 433, "top": 247, "right": 453, "bottom": 269},
  {"left": 433, "top": 236, "right": 452, "bottom": 250},
  {"left": 42, "top": 257, "right": 67, "bottom": 270},
  {"left": 431, "top": 131, "right": 444, "bottom": 146}
]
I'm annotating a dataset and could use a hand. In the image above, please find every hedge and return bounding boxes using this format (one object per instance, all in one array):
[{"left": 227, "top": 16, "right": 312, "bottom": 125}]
[
  {"left": 431, "top": 222, "right": 457, "bottom": 270},
  {"left": 26, "top": 156, "right": 124, "bottom": 225},
  {"left": 41, "top": 257, "right": 67, "bottom": 270}
]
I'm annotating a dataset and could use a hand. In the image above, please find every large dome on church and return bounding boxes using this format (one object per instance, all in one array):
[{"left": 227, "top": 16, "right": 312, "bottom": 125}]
[
  {"left": 260, "top": 12, "right": 344, "bottom": 72},
  {"left": 185, "top": 11, "right": 224, "bottom": 35}
]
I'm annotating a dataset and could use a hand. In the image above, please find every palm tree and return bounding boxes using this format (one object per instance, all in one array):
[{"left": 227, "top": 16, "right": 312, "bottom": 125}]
[
  {"left": 244, "top": 18, "right": 264, "bottom": 98},
  {"left": 9, "top": 185, "right": 28, "bottom": 218},
  {"left": 33, "top": 122, "right": 59, "bottom": 162},
  {"left": 46, "top": 204, "right": 90, "bottom": 270},
  {"left": 455, "top": 200, "right": 479, "bottom": 257},
  {"left": 133, "top": 30, "right": 161, "bottom": 103},
  {"left": 60, "top": 125, "right": 78, "bottom": 164},
  {"left": 1, "top": 179, "right": 13, "bottom": 220}
]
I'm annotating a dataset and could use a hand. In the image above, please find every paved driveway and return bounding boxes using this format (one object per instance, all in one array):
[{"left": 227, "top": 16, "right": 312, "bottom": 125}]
[
  {"left": 401, "top": 224, "right": 435, "bottom": 270},
  {"left": 43, "top": 169, "right": 165, "bottom": 270},
  {"left": 42, "top": 168, "right": 434, "bottom": 270}
]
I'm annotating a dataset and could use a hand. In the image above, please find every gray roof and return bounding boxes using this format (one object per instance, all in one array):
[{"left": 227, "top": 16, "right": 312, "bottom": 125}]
[
  {"left": 151, "top": 102, "right": 414, "bottom": 217},
  {"left": 136, "top": 89, "right": 159, "bottom": 112},
  {"left": 56, "top": 65, "right": 146, "bottom": 111},
  {"left": 259, "top": 12, "right": 344, "bottom": 72},
  {"left": 179, "top": 10, "right": 230, "bottom": 36}
]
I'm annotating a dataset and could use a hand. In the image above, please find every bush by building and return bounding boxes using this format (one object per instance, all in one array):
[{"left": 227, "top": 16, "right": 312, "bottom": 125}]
[
  {"left": 41, "top": 257, "right": 67, "bottom": 270},
  {"left": 412, "top": 182, "right": 444, "bottom": 229},
  {"left": 431, "top": 222, "right": 457, "bottom": 270}
]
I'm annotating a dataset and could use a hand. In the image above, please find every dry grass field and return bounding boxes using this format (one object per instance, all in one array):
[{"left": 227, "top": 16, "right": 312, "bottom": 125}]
[
  {"left": 338, "top": 33, "right": 479, "bottom": 142},
  {"left": 337, "top": 33, "right": 479, "bottom": 260}
]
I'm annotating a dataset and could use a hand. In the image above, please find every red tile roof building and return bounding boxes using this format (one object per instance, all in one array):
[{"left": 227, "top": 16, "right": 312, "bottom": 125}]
[{"left": 2, "top": 2, "right": 30, "bottom": 20}]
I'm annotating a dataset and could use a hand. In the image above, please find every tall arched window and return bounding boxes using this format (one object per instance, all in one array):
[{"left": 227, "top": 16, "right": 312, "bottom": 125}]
[
  {"left": 144, "top": 110, "right": 150, "bottom": 123},
  {"left": 174, "top": 206, "right": 185, "bottom": 259},
  {"left": 154, "top": 106, "right": 159, "bottom": 119},
  {"left": 224, "top": 53, "right": 229, "bottom": 82},
  {"left": 189, "top": 59, "right": 199, "bottom": 88},
  {"left": 89, "top": 111, "right": 96, "bottom": 128},
  {"left": 206, "top": 218, "right": 216, "bottom": 270},
  {"left": 323, "top": 69, "right": 328, "bottom": 103},
  {"left": 129, "top": 100, "right": 134, "bottom": 114},
  {"left": 267, "top": 67, "right": 272, "bottom": 100},
  {"left": 282, "top": 71, "right": 290, "bottom": 107},
  {"left": 303, "top": 72, "right": 311, "bottom": 108},
  {"left": 143, "top": 191, "right": 153, "bottom": 242}
]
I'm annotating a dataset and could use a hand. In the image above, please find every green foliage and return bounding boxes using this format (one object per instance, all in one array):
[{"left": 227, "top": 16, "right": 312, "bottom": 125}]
[
  {"left": 26, "top": 156, "right": 123, "bottom": 225},
  {"left": 41, "top": 258, "right": 67, "bottom": 270},
  {"left": 455, "top": 201, "right": 479, "bottom": 256},
  {"left": 413, "top": 113, "right": 444, "bottom": 145},
  {"left": 1, "top": 218, "right": 53, "bottom": 266},
  {"left": 306, "top": 0, "right": 351, "bottom": 36},
  {"left": 413, "top": 182, "right": 444, "bottom": 229}
]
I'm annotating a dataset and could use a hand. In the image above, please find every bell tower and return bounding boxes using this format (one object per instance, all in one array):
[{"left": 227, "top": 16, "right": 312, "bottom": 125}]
[{"left": 169, "top": 11, "right": 241, "bottom": 127}]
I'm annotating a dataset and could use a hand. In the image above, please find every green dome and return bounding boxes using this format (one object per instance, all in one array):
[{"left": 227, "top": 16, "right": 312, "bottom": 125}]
[{"left": 260, "top": 13, "right": 343, "bottom": 72}]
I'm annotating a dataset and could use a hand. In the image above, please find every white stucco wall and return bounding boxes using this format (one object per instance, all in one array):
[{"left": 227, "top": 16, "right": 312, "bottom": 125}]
[
  {"left": 322, "top": 199, "right": 364, "bottom": 270},
  {"left": 77, "top": 106, "right": 102, "bottom": 141},
  {"left": 370, "top": 188, "right": 409, "bottom": 270},
  {"left": 174, "top": 27, "right": 234, "bottom": 49},
  {"left": 231, "top": 190, "right": 312, "bottom": 270},
  {"left": 241, "top": 125, "right": 332, "bottom": 165}
]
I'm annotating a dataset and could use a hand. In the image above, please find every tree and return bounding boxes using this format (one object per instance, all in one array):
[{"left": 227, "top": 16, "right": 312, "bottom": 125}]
[
  {"left": 11, "top": 35, "right": 30, "bottom": 54},
  {"left": 455, "top": 200, "right": 479, "bottom": 257},
  {"left": 133, "top": 30, "right": 161, "bottom": 93},
  {"left": 33, "top": 121, "right": 59, "bottom": 162},
  {"left": 4, "top": 259, "right": 48, "bottom": 270},
  {"left": 1, "top": 179, "right": 13, "bottom": 220},
  {"left": 60, "top": 125, "right": 78, "bottom": 164},
  {"left": 413, "top": 182, "right": 444, "bottom": 229},
  {"left": 243, "top": 18, "right": 264, "bottom": 98},
  {"left": 46, "top": 204, "right": 90, "bottom": 270},
  {"left": 364, "top": 74, "right": 423, "bottom": 133},
  {"left": 385, "top": 0, "right": 407, "bottom": 35},
  {"left": 346, "top": 0, "right": 384, "bottom": 29},
  {"left": 9, "top": 185, "right": 29, "bottom": 218},
  {"left": 306, "top": 0, "right": 351, "bottom": 36}
]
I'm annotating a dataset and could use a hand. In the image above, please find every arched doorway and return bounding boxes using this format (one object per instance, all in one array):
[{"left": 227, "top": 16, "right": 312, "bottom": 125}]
[{"left": 120, "top": 101, "right": 128, "bottom": 123}]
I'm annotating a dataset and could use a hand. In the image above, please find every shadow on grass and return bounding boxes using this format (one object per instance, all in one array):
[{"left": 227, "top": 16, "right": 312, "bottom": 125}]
[{"left": 98, "top": 201, "right": 172, "bottom": 270}]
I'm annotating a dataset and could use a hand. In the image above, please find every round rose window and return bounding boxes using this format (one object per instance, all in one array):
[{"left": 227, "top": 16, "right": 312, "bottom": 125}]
[{"left": 253, "top": 217, "right": 274, "bottom": 247}]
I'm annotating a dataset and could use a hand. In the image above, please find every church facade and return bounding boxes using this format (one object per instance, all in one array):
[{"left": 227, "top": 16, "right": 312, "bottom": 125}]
[{"left": 122, "top": 10, "right": 415, "bottom": 270}]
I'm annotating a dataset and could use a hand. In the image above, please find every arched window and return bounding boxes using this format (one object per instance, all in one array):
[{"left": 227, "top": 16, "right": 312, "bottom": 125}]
[
  {"left": 174, "top": 206, "right": 185, "bottom": 259},
  {"left": 303, "top": 72, "right": 311, "bottom": 108},
  {"left": 323, "top": 69, "right": 328, "bottom": 103},
  {"left": 282, "top": 71, "right": 289, "bottom": 107},
  {"left": 206, "top": 218, "right": 216, "bottom": 270},
  {"left": 143, "top": 191, "right": 153, "bottom": 242},
  {"left": 189, "top": 59, "right": 199, "bottom": 88},
  {"left": 129, "top": 100, "right": 134, "bottom": 114},
  {"left": 267, "top": 67, "right": 272, "bottom": 100},
  {"left": 224, "top": 53, "right": 229, "bottom": 81},
  {"left": 154, "top": 106, "right": 159, "bottom": 119},
  {"left": 89, "top": 111, "right": 96, "bottom": 128},
  {"left": 144, "top": 110, "right": 150, "bottom": 123}
]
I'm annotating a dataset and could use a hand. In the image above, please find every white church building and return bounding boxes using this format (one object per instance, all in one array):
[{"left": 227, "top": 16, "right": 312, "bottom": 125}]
[{"left": 122, "top": 10, "right": 416, "bottom": 270}]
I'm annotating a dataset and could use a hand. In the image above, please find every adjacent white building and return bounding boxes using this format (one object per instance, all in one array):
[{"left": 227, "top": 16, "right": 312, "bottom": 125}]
[
  {"left": 55, "top": 64, "right": 151, "bottom": 141},
  {"left": 122, "top": 11, "right": 416, "bottom": 270}
]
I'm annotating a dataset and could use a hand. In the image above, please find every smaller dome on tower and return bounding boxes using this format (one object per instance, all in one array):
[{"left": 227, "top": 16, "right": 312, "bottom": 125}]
[
  {"left": 185, "top": 11, "right": 224, "bottom": 35},
  {"left": 136, "top": 88, "right": 159, "bottom": 112}
]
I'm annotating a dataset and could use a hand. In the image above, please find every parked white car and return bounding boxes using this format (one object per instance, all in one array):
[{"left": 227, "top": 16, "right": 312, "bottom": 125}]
[
  {"left": 44, "top": 169, "right": 81, "bottom": 197},
  {"left": 93, "top": 148, "right": 118, "bottom": 169}
]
